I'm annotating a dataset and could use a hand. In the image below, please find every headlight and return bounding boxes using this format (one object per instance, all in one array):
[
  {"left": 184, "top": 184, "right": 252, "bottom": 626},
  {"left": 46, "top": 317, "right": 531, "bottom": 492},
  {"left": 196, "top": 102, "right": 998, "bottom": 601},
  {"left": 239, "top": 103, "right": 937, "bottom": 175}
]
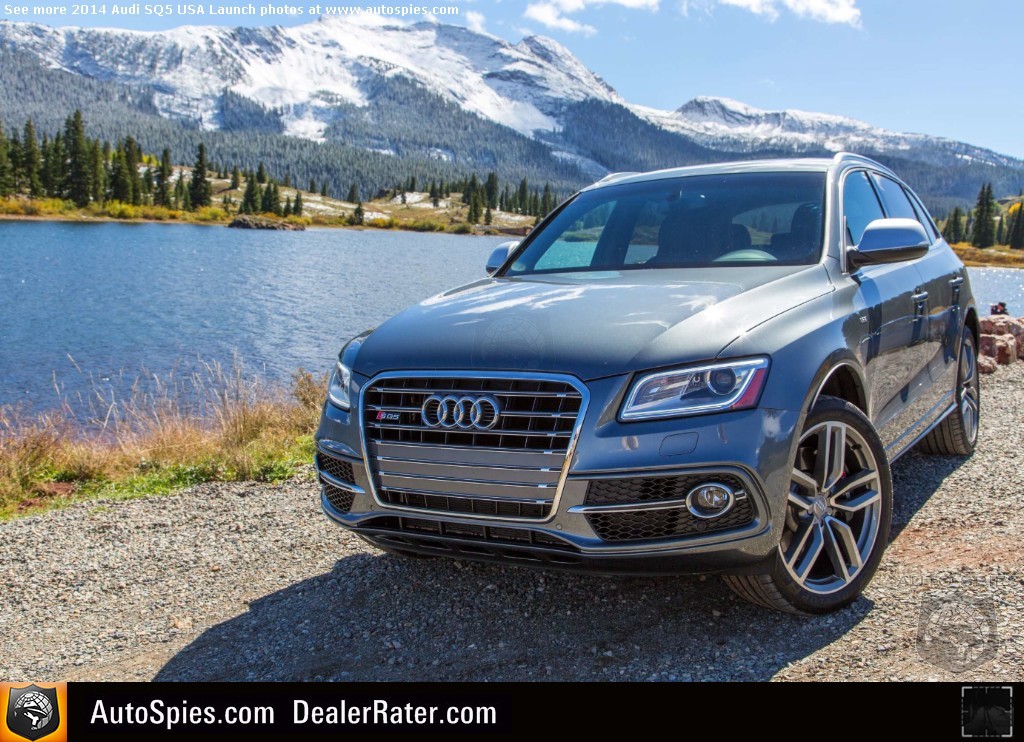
[
  {"left": 621, "top": 357, "right": 770, "bottom": 420},
  {"left": 327, "top": 361, "right": 352, "bottom": 410}
]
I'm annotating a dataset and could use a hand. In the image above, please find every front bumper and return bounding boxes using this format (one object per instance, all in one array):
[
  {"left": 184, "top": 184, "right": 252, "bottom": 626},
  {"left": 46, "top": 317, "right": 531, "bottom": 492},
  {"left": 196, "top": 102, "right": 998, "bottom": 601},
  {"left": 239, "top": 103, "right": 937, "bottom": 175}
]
[{"left": 314, "top": 373, "right": 800, "bottom": 575}]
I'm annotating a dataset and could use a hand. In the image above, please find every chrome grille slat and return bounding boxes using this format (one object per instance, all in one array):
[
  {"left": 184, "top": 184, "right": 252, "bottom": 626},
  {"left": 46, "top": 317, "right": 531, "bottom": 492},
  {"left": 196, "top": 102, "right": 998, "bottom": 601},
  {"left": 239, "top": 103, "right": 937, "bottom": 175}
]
[
  {"left": 367, "top": 421, "right": 573, "bottom": 438},
  {"left": 377, "top": 458, "right": 561, "bottom": 485},
  {"left": 361, "top": 373, "right": 587, "bottom": 521}
]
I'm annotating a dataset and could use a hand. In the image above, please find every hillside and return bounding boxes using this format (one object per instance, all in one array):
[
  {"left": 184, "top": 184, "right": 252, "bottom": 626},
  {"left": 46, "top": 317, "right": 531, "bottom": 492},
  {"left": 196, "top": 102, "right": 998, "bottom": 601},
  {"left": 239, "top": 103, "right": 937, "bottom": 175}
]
[{"left": 1, "top": 15, "right": 1023, "bottom": 208}]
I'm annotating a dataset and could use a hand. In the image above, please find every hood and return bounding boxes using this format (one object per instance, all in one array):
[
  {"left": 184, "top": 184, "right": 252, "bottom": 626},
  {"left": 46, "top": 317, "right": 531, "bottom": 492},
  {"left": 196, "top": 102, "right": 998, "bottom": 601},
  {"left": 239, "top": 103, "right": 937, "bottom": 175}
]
[{"left": 352, "top": 265, "right": 832, "bottom": 381}]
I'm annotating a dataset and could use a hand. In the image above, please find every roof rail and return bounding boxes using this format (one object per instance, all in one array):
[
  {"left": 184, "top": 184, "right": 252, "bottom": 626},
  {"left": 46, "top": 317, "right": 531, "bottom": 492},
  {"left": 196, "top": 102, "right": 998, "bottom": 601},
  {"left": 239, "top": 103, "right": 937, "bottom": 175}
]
[
  {"left": 832, "top": 152, "right": 896, "bottom": 175},
  {"left": 595, "top": 171, "right": 639, "bottom": 185}
]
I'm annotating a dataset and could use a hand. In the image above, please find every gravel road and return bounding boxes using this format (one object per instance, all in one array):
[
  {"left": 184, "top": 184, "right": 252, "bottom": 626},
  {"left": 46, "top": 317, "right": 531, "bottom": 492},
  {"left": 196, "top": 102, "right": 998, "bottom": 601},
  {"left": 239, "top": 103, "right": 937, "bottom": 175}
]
[{"left": 2, "top": 366, "right": 1022, "bottom": 682}]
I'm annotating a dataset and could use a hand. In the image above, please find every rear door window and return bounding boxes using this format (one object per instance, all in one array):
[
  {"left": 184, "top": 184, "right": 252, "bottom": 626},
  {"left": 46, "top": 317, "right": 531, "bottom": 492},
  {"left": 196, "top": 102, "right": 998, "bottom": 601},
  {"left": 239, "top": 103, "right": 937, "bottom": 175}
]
[{"left": 871, "top": 174, "right": 918, "bottom": 220}]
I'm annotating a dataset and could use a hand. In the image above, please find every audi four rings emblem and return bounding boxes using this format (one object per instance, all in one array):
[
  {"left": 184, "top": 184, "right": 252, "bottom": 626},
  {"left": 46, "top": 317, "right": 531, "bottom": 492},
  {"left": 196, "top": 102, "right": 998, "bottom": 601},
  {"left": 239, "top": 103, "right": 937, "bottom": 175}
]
[{"left": 421, "top": 394, "right": 502, "bottom": 430}]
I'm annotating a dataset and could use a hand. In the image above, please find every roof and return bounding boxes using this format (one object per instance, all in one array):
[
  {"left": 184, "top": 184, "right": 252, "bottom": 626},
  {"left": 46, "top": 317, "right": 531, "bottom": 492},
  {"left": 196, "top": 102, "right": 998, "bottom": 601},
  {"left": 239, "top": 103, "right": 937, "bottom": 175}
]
[{"left": 583, "top": 153, "right": 895, "bottom": 191}]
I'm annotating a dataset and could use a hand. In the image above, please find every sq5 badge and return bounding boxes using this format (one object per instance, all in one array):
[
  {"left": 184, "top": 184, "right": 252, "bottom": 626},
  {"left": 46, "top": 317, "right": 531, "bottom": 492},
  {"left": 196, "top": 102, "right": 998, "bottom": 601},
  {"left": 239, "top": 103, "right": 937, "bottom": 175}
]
[{"left": 1, "top": 684, "right": 66, "bottom": 742}]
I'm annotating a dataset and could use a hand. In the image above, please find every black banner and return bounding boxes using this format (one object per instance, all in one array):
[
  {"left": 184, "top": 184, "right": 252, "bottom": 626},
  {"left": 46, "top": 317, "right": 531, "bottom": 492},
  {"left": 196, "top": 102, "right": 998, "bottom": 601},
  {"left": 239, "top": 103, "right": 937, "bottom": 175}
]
[{"left": 60, "top": 681, "right": 1019, "bottom": 739}]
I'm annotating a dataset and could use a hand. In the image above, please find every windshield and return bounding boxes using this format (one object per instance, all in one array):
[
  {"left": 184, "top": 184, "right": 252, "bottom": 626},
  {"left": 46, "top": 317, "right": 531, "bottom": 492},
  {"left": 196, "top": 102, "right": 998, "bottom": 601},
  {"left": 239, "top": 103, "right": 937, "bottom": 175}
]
[{"left": 504, "top": 172, "right": 827, "bottom": 276}]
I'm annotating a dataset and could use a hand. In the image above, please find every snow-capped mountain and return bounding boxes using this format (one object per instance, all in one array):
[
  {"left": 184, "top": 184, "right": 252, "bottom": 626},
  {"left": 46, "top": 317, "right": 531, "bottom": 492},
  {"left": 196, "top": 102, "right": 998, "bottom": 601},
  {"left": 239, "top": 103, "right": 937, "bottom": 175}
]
[
  {"left": 0, "top": 14, "right": 1021, "bottom": 201},
  {"left": 0, "top": 15, "right": 620, "bottom": 142},
  {"left": 634, "top": 96, "right": 1020, "bottom": 169}
]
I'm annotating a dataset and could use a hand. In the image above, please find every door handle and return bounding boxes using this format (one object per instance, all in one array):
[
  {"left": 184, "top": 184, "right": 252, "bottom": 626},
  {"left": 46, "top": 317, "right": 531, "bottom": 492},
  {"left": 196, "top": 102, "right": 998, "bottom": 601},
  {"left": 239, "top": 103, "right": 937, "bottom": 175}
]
[
  {"left": 948, "top": 276, "right": 964, "bottom": 287},
  {"left": 911, "top": 291, "right": 929, "bottom": 302}
]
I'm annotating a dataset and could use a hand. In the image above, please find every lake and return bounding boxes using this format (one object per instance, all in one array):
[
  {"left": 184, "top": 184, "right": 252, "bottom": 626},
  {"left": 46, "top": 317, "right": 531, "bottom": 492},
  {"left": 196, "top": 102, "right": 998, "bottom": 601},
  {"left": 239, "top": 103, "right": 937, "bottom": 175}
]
[
  {"left": 0, "top": 221, "right": 496, "bottom": 413},
  {"left": 1, "top": 221, "right": 1022, "bottom": 414}
]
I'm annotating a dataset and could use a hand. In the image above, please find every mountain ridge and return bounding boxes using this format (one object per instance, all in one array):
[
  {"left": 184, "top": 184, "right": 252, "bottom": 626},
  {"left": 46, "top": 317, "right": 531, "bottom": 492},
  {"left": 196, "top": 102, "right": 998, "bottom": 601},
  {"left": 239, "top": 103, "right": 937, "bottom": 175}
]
[{"left": 1, "top": 16, "right": 1021, "bottom": 208}]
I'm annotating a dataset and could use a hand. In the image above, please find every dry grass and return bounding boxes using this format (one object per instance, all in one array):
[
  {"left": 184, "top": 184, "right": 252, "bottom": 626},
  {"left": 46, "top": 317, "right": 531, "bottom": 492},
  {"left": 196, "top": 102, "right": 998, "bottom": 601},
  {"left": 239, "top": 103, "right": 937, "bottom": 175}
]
[
  {"left": 0, "top": 361, "right": 326, "bottom": 518},
  {"left": 950, "top": 243, "right": 1024, "bottom": 268}
]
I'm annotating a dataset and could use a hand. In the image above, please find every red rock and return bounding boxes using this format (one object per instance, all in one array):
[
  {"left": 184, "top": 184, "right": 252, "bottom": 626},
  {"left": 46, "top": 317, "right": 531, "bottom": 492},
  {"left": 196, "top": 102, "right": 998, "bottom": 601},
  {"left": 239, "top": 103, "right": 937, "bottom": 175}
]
[
  {"left": 994, "top": 334, "right": 1016, "bottom": 365},
  {"left": 979, "top": 316, "right": 995, "bottom": 334},
  {"left": 979, "top": 334, "right": 998, "bottom": 358},
  {"left": 978, "top": 355, "right": 998, "bottom": 374}
]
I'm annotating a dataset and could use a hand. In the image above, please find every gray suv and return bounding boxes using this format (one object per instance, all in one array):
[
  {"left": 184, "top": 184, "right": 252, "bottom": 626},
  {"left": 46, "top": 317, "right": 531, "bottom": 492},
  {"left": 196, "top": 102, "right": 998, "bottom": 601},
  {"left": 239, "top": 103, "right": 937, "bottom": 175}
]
[{"left": 315, "top": 153, "right": 979, "bottom": 614}]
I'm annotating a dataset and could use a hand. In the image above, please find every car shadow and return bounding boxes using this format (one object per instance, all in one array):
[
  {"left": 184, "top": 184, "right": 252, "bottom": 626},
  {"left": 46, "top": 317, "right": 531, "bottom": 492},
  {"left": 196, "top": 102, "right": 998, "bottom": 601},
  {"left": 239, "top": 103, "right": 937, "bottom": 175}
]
[
  {"left": 152, "top": 448, "right": 969, "bottom": 682},
  {"left": 155, "top": 550, "right": 872, "bottom": 682},
  {"left": 889, "top": 450, "right": 969, "bottom": 540}
]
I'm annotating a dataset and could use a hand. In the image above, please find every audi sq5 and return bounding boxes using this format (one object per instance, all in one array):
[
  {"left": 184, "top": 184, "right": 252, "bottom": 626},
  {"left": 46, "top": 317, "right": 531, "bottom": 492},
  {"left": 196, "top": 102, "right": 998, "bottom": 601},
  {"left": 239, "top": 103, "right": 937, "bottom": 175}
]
[{"left": 314, "top": 153, "right": 979, "bottom": 614}]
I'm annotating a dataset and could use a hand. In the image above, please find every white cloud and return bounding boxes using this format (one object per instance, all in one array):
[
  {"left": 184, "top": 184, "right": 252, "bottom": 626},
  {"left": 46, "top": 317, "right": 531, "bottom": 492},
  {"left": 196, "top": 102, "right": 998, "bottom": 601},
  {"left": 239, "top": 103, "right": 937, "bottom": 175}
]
[
  {"left": 523, "top": 0, "right": 659, "bottom": 35},
  {"left": 718, "top": 0, "right": 860, "bottom": 24},
  {"left": 466, "top": 10, "right": 487, "bottom": 33},
  {"left": 523, "top": 0, "right": 858, "bottom": 36}
]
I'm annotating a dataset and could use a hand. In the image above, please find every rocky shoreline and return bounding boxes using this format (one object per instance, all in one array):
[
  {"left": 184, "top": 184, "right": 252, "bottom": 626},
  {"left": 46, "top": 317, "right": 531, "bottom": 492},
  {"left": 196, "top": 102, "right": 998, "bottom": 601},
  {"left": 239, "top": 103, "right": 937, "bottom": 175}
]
[{"left": 978, "top": 316, "right": 1024, "bottom": 373}]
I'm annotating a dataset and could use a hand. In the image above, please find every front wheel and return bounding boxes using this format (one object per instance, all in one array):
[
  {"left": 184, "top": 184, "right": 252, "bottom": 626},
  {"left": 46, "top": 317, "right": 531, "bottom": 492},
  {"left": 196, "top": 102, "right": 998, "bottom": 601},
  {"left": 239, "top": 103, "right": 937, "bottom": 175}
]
[{"left": 725, "top": 396, "right": 893, "bottom": 614}]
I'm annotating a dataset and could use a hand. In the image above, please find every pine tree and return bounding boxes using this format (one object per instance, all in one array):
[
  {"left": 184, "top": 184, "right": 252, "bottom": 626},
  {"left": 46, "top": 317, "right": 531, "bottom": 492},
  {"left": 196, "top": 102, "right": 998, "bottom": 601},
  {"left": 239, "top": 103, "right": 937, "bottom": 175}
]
[
  {"left": 468, "top": 191, "right": 483, "bottom": 224},
  {"left": 65, "top": 111, "right": 91, "bottom": 207},
  {"left": 308, "top": 178, "right": 316, "bottom": 194},
  {"left": 944, "top": 207, "right": 963, "bottom": 244},
  {"left": 189, "top": 143, "right": 212, "bottom": 209},
  {"left": 463, "top": 173, "right": 479, "bottom": 205},
  {"left": 109, "top": 151, "right": 133, "bottom": 203},
  {"left": 155, "top": 148, "right": 172, "bottom": 207},
  {"left": 181, "top": 177, "right": 192, "bottom": 211},
  {"left": 293, "top": 191, "right": 304, "bottom": 217},
  {"left": 230, "top": 165, "right": 241, "bottom": 190},
  {"left": 347, "top": 183, "right": 359, "bottom": 203},
  {"left": 0, "top": 118, "right": 12, "bottom": 197},
  {"left": 121, "top": 137, "right": 143, "bottom": 205},
  {"left": 484, "top": 204, "right": 492, "bottom": 225},
  {"left": 351, "top": 202, "right": 364, "bottom": 226},
  {"left": 240, "top": 178, "right": 260, "bottom": 214},
  {"left": 541, "top": 183, "right": 553, "bottom": 216},
  {"left": 256, "top": 162, "right": 268, "bottom": 184},
  {"left": 320, "top": 181, "right": 328, "bottom": 198},
  {"left": 996, "top": 214, "right": 1006, "bottom": 245},
  {"left": 283, "top": 196, "right": 292, "bottom": 217},
  {"left": 91, "top": 143, "right": 107, "bottom": 203},
  {"left": 517, "top": 178, "right": 529, "bottom": 214},
  {"left": 484, "top": 172, "right": 499, "bottom": 209},
  {"left": 971, "top": 183, "right": 996, "bottom": 248},
  {"left": 21, "top": 120, "right": 42, "bottom": 197}
]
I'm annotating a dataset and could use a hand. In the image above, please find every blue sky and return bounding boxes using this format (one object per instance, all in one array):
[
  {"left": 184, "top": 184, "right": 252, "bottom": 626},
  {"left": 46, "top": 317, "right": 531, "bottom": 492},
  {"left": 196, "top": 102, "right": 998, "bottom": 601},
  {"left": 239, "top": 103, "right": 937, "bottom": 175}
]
[{"left": 7, "top": 0, "right": 1023, "bottom": 157}]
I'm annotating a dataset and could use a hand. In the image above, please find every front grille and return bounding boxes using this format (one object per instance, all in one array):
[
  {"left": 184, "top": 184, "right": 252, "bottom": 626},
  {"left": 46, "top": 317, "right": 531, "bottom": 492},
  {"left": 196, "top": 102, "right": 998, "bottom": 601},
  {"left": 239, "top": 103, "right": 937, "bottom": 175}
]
[
  {"left": 316, "top": 452, "right": 355, "bottom": 484},
  {"left": 379, "top": 489, "right": 548, "bottom": 518},
  {"left": 585, "top": 474, "right": 747, "bottom": 505},
  {"left": 362, "top": 515, "right": 578, "bottom": 552},
  {"left": 587, "top": 497, "right": 755, "bottom": 542},
  {"left": 363, "top": 375, "right": 585, "bottom": 520},
  {"left": 323, "top": 481, "right": 355, "bottom": 513}
]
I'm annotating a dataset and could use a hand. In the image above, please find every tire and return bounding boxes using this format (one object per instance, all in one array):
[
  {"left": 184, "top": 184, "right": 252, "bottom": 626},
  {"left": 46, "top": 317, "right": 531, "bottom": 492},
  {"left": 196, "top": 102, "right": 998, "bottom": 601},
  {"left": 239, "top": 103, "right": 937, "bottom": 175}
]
[
  {"left": 356, "top": 535, "right": 436, "bottom": 559},
  {"left": 918, "top": 326, "right": 979, "bottom": 456},
  {"left": 724, "top": 396, "right": 893, "bottom": 614}
]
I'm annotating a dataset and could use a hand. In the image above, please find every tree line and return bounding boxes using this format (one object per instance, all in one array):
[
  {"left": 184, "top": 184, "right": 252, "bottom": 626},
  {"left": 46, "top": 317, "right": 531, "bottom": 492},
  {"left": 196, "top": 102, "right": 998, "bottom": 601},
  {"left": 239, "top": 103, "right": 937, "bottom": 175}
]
[
  {"left": 943, "top": 182, "right": 1024, "bottom": 250},
  {"left": 0, "top": 110, "right": 561, "bottom": 224}
]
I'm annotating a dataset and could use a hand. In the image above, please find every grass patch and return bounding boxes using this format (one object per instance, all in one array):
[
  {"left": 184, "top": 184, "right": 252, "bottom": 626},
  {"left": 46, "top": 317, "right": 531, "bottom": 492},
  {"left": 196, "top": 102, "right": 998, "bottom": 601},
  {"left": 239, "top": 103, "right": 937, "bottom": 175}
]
[
  {"left": 0, "top": 361, "right": 326, "bottom": 519},
  {"left": 950, "top": 243, "right": 1024, "bottom": 268}
]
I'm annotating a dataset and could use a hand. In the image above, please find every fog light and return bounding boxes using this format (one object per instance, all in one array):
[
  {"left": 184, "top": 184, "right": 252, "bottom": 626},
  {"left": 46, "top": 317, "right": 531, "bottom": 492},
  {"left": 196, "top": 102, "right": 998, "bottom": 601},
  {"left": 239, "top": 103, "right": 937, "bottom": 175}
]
[{"left": 686, "top": 483, "right": 735, "bottom": 519}]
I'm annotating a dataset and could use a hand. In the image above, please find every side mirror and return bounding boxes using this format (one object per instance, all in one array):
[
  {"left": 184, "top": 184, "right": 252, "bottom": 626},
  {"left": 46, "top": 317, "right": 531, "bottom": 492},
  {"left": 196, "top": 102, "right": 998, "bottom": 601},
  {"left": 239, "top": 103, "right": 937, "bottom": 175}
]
[
  {"left": 486, "top": 241, "right": 519, "bottom": 275},
  {"left": 847, "top": 218, "right": 930, "bottom": 269}
]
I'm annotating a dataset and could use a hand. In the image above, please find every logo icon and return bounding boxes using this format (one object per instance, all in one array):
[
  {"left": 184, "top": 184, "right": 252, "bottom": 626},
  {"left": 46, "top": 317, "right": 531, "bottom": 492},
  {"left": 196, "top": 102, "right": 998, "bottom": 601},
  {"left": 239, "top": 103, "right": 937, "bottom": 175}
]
[
  {"left": 421, "top": 394, "right": 501, "bottom": 431},
  {"left": 5, "top": 685, "right": 60, "bottom": 742},
  {"left": 917, "top": 591, "right": 998, "bottom": 672}
]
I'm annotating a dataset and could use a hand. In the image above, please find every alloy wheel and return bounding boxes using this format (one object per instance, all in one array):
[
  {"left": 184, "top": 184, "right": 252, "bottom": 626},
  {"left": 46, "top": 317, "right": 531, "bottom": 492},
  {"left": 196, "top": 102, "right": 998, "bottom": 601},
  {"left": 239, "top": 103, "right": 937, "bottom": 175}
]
[{"left": 781, "top": 420, "right": 883, "bottom": 595}]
